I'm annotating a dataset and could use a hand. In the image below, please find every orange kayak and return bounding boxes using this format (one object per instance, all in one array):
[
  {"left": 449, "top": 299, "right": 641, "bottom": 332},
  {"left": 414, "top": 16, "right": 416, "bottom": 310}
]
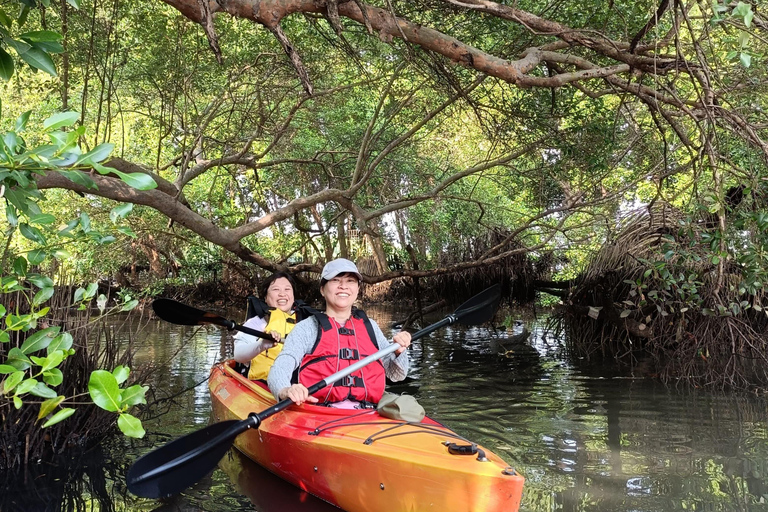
[{"left": 209, "top": 361, "right": 524, "bottom": 512}]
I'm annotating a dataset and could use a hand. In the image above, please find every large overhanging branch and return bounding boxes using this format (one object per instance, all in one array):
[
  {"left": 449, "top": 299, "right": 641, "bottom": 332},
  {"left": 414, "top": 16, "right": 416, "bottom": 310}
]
[{"left": 154, "top": 0, "right": 768, "bottom": 159}]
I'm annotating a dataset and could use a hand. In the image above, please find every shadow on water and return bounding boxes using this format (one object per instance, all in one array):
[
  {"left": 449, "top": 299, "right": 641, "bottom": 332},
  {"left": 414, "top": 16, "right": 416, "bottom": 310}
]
[{"left": 217, "top": 448, "right": 340, "bottom": 511}]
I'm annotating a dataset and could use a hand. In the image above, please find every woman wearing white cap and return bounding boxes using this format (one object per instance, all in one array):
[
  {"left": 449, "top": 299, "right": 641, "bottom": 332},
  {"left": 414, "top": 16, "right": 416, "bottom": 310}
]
[{"left": 268, "top": 258, "right": 411, "bottom": 408}]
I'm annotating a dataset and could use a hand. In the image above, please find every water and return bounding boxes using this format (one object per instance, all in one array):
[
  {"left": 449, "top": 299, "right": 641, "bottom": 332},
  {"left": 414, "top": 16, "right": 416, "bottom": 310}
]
[{"left": 4, "top": 305, "right": 768, "bottom": 511}]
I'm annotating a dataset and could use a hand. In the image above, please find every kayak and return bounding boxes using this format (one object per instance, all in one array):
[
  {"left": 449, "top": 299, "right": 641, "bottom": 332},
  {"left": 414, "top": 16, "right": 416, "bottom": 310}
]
[{"left": 208, "top": 360, "right": 524, "bottom": 512}]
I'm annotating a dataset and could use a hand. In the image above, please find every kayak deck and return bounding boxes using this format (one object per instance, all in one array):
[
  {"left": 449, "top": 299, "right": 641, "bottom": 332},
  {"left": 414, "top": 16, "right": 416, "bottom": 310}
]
[{"left": 209, "top": 361, "right": 524, "bottom": 512}]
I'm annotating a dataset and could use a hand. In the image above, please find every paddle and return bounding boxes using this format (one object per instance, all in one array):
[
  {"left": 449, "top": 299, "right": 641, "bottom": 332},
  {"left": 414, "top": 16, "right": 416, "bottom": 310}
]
[
  {"left": 127, "top": 284, "right": 501, "bottom": 499},
  {"left": 152, "top": 298, "right": 274, "bottom": 341}
]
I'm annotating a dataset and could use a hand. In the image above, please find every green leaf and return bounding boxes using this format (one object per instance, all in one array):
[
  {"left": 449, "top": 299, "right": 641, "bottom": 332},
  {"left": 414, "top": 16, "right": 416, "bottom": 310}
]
[
  {"left": 88, "top": 370, "right": 121, "bottom": 412},
  {"left": 0, "top": 364, "right": 17, "bottom": 373},
  {"left": 118, "top": 171, "right": 157, "bottom": 190},
  {"left": 19, "top": 47, "right": 57, "bottom": 76},
  {"left": 0, "top": 48, "right": 13, "bottom": 81},
  {"left": 17, "top": 5, "right": 30, "bottom": 27},
  {"left": 117, "top": 413, "right": 145, "bottom": 438},
  {"left": 85, "top": 282, "right": 98, "bottom": 297},
  {"left": 6, "top": 205, "right": 19, "bottom": 227},
  {"left": 13, "top": 396, "right": 22, "bottom": 409},
  {"left": 29, "top": 213, "right": 56, "bottom": 224},
  {"left": 0, "top": 304, "right": 5, "bottom": 317},
  {"left": 110, "top": 203, "right": 133, "bottom": 223},
  {"left": 121, "top": 384, "right": 148, "bottom": 407},
  {"left": 18, "top": 30, "right": 62, "bottom": 42},
  {"left": 116, "top": 226, "right": 137, "bottom": 237},
  {"left": 32, "top": 286, "right": 54, "bottom": 306},
  {"left": 0, "top": 7, "right": 12, "bottom": 28},
  {"left": 29, "top": 40, "right": 64, "bottom": 54},
  {"left": 7, "top": 347, "right": 32, "bottom": 370},
  {"left": 38, "top": 350, "right": 64, "bottom": 372},
  {"left": 739, "top": 53, "right": 751, "bottom": 68},
  {"left": 48, "top": 332, "right": 73, "bottom": 353},
  {"left": 3, "top": 371, "right": 25, "bottom": 394},
  {"left": 13, "top": 256, "right": 28, "bottom": 277},
  {"left": 120, "top": 299, "right": 139, "bottom": 312},
  {"left": 80, "top": 212, "right": 91, "bottom": 233},
  {"left": 94, "top": 162, "right": 157, "bottom": 190},
  {"left": 20, "top": 326, "right": 59, "bottom": 354},
  {"left": 112, "top": 365, "right": 130, "bottom": 384},
  {"left": 60, "top": 169, "right": 98, "bottom": 189},
  {"left": 6, "top": 313, "right": 32, "bottom": 331},
  {"left": 27, "top": 249, "right": 46, "bottom": 265},
  {"left": 38, "top": 395, "right": 65, "bottom": 419},
  {"left": 78, "top": 142, "right": 114, "bottom": 164},
  {"left": 42, "top": 407, "right": 75, "bottom": 427},
  {"left": 43, "top": 367, "right": 63, "bottom": 386},
  {"left": 19, "top": 223, "right": 45, "bottom": 244},
  {"left": 15, "top": 377, "right": 39, "bottom": 395},
  {"left": 27, "top": 274, "right": 54, "bottom": 288},
  {"left": 732, "top": 1, "right": 752, "bottom": 17},
  {"left": 29, "top": 381, "right": 57, "bottom": 398},
  {"left": 43, "top": 111, "right": 79, "bottom": 131}
]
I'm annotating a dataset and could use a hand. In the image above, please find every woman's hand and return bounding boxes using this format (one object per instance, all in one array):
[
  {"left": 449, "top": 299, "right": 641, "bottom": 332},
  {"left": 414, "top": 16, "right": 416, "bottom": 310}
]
[
  {"left": 392, "top": 331, "right": 411, "bottom": 355},
  {"left": 269, "top": 330, "right": 283, "bottom": 343},
  {"left": 278, "top": 384, "right": 319, "bottom": 405}
]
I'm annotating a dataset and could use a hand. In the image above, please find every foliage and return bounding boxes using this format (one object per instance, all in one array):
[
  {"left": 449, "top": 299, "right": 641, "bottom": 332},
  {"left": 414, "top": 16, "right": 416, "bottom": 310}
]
[{"left": 1, "top": 108, "right": 150, "bottom": 444}]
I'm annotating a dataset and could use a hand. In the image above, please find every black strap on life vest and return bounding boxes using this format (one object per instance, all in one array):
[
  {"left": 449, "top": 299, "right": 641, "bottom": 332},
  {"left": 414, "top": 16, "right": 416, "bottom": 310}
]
[
  {"left": 245, "top": 295, "right": 270, "bottom": 320},
  {"left": 307, "top": 307, "right": 377, "bottom": 353},
  {"left": 247, "top": 296, "right": 317, "bottom": 323}
]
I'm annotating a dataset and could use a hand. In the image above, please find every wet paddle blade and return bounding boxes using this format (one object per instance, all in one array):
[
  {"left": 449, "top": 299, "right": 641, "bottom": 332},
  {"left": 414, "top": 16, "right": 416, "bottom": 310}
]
[
  {"left": 453, "top": 283, "right": 501, "bottom": 326},
  {"left": 152, "top": 299, "right": 232, "bottom": 328},
  {"left": 127, "top": 419, "right": 252, "bottom": 498}
]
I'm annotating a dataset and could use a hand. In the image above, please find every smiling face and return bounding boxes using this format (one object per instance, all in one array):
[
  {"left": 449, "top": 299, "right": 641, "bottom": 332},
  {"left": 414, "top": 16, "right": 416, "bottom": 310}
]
[
  {"left": 320, "top": 273, "right": 360, "bottom": 315},
  {"left": 264, "top": 277, "right": 295, "bottom": 313}
]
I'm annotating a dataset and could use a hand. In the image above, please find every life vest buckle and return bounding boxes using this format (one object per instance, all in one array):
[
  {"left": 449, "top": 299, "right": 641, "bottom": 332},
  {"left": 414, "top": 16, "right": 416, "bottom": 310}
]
[
  {"left": 338, "top": 348, "right": 360, "bottom": 360},
  {"left": 340, "top": 375, "right": 364, "bottom": 387},
  {"left": 338, "top": 327, "right": 355, "bottom": 335}
]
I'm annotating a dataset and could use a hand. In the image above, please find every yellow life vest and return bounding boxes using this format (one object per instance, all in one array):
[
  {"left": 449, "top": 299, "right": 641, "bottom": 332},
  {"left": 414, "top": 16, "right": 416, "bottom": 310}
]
[{"left": 247, "top": 309, "right": 296, "bottom": 380}]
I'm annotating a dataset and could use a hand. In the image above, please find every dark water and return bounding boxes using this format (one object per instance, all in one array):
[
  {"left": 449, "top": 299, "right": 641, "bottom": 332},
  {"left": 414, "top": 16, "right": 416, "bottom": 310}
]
[{"left": 6, "top": 305, "right": 768, "bottom": 511}]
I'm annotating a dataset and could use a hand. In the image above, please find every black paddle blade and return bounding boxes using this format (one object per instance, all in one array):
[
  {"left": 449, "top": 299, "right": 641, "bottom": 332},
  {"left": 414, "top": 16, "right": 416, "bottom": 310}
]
[
  {"left": 453, "top": 284, "right": 501, "bottom": 326},
  {"left": 152, "top": 298, "right": 232, "bottom": 328},
  {"left": 127, "top": 419, "right": 251, "bottom": 498}
]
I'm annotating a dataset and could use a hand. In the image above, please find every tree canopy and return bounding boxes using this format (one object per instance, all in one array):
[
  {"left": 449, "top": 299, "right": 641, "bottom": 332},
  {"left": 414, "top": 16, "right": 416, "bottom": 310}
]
[{"left": 1, "top": 0, "right": 766, "bottom": 286}]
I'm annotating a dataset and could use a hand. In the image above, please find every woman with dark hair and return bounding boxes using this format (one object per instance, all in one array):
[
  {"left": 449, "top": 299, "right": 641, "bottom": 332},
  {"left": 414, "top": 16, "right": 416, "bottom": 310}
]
[
  {"left": 268, "top": 259, "right": 411, "bottom": 408},
  {"left": 233, "top": 272, "right": 300, "bottom": 380}
]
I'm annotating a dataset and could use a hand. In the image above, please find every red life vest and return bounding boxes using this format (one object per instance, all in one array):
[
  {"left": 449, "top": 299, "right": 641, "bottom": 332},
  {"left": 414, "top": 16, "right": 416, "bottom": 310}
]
[{"left": 298, "top": 309, "right": 386, "bottom": 404}]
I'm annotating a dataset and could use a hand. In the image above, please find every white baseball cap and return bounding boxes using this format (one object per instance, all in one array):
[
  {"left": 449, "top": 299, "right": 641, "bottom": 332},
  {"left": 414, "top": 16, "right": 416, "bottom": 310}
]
[{"left": 321, "top": 258, "right": 362, "bottom": 281}]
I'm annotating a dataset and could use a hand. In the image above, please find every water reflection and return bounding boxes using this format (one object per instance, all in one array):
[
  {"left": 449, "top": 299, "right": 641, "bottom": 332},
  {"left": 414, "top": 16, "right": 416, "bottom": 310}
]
[{"left": 11, "top": 305, "right": 768, "bottom": 511}]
